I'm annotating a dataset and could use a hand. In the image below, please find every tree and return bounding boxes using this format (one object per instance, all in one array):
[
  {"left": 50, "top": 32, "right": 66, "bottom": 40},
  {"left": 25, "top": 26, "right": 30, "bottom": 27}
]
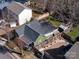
[{"left": 50, "top": 0, "right": 79, "bottom": 26}]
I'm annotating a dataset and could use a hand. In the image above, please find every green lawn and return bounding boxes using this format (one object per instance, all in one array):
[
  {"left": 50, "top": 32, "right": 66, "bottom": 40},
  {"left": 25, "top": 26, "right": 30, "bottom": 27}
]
[
  {"left": 67, "top": 26, "right": 79, "bottom": 41},
  {"left": 35, "top": 35, "right": 47, "bottom": 45},
  {"left": 48, "top": 16, "right": 62, "bottom": 27}
]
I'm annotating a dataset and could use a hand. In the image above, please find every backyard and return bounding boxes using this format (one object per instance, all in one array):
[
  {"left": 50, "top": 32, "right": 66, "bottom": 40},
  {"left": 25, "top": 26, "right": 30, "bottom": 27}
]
[
  {"left": 48, "top": 16, "right": 79, "bottom": 41},
  {"left": 48, "top": 16, "right": 62, "bottom": 27}
]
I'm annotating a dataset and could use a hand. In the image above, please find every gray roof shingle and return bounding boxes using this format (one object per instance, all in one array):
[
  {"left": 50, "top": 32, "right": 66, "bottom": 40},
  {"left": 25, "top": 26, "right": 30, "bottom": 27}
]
[
  {"left": 27, "top": 20, "right": 55, "bottom": 35},
  {"left": 15, "top": 21, "right": 55, "bottom": 43},
  {"left": 65, "top": 42, "right": 79, "bottom": 59},
  {"left": 7, "top": 2, "right": 31, "bottom": 15}
]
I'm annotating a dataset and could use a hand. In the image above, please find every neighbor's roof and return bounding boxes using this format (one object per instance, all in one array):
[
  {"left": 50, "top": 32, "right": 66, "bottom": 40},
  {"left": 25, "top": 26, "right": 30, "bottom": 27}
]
[
  {"left": 0, "top": 27, "right": 14, "bottom": 36},
  {"left": 65, "top": 42, "right": 79, "bottom": 59},
  {"left": 7, "top": 2, "right": 31, "bottom": 15},
  {"left": 0, "top": 2, "right": 10, "bottom": 9},
  {"left": 27, "top": 20, "right": 55, "bottom": 35},
  {"left": 0, "top": 47, "right": 13, "bottom": 59}
]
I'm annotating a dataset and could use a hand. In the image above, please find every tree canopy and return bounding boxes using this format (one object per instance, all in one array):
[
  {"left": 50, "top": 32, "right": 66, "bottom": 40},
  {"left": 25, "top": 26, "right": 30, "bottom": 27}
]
[{"left": 51, "top": 0, "right": 79, "bottom": 26}]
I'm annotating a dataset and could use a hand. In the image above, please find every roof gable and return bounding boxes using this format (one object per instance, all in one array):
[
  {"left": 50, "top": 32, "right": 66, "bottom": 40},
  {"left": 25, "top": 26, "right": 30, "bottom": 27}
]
[
  {"left": 7, "top": 2, "right": 26, "bottom": 15},
  {"left": 24, "top": 25, "right": 39, "bottom": 42}
]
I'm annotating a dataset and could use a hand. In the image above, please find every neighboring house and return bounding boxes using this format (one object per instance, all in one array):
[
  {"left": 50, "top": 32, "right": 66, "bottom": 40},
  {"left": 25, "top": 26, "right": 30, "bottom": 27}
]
[
  {"left": 15, "top": 20, "right": 56, "bottom": 47},
  {"left": 4, "top": 2, "right": 32, "bottom": 27},
  {"left": 26, "top": 20, "right": 55, "bottom": 37},
  {"left": 65, "top": 42, "right": 79, "bottom": 59},
  {"left": 0, "top": 26, "right": 17, "bottom": 41},
  {"left": 0, "top": 47, "right": 14, "bottom": 59}
]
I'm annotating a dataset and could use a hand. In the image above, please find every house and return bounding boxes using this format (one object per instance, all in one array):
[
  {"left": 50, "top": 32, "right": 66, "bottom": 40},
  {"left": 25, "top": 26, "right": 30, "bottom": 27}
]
[
  {"left": 24, "top": 20, "right": 56, "bottom": 45},
  {"left": 65, "top": 42, "right": 79, "bottom": 59},
  {"left": 0, "top": 46, "right": 14, "bottom": 59},
  {"left": 15, "top": 20, "right": 56, "bottom": 47},
  {"left": 0, "top": 26, "right": 18, "bottom": 41},
  {"left": 4, "top": 2, "right": 32, "bottom": 27}
]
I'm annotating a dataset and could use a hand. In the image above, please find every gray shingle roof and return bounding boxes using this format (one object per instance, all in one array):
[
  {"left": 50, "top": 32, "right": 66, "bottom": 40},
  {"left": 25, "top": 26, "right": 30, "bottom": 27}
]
[
  {"left": 7, "top": 2, "right": 30, "bottom": 15},
  {"left": 15, "top": 24, "right": 25, "bottom": 36},
  {"left": 24, "top": 25, "right": 39, "bottom": 42},
  {"left": 65, "top": 42, "right": 79, "bottom": 59},
  {"left": 15, "top": 21, "right": 55, "bottom": 43},
  {"left": 27, "top": 20, "right": 55, "bottom": 35},
  {"left": 19, "top": 34, "right": 33, "bottom": 46},
  {"left": 15, "top": 24, "right": 37, "bottom": 43},
  {"left": 0, "top": 47, "right": 13, "bottom": 59}
]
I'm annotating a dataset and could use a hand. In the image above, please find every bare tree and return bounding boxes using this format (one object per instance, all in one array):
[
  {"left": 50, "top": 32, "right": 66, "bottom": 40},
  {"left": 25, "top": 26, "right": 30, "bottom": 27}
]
[
  {"left": 49, "top": 0, "right": 79, "bottom": 26},
  {"left": 30, "top": 0, "right": 79, "bottom": 26}
]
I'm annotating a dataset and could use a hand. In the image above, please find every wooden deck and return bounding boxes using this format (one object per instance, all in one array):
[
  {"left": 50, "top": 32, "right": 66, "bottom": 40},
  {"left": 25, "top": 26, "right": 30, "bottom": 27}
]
[{"left": 0, "top": 27, "right": 14, "bottom": 36}]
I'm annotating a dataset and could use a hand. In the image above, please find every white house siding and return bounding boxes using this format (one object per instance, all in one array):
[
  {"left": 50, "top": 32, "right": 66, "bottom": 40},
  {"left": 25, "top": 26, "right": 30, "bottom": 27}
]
[{"left": 18, "top": 9, "right": 32, "bottom": 25}]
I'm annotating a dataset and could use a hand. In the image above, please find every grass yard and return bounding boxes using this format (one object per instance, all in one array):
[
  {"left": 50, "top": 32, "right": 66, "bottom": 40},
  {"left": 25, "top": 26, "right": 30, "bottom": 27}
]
[
  {"left": 35, "top": 36, "right": 47, "bottom": 45},
  {"left": 48, "top": 16, "right": 62, "bottom": 27},
  {"left": 67, "top": 26, "right": 79, "bottom": 41}
]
